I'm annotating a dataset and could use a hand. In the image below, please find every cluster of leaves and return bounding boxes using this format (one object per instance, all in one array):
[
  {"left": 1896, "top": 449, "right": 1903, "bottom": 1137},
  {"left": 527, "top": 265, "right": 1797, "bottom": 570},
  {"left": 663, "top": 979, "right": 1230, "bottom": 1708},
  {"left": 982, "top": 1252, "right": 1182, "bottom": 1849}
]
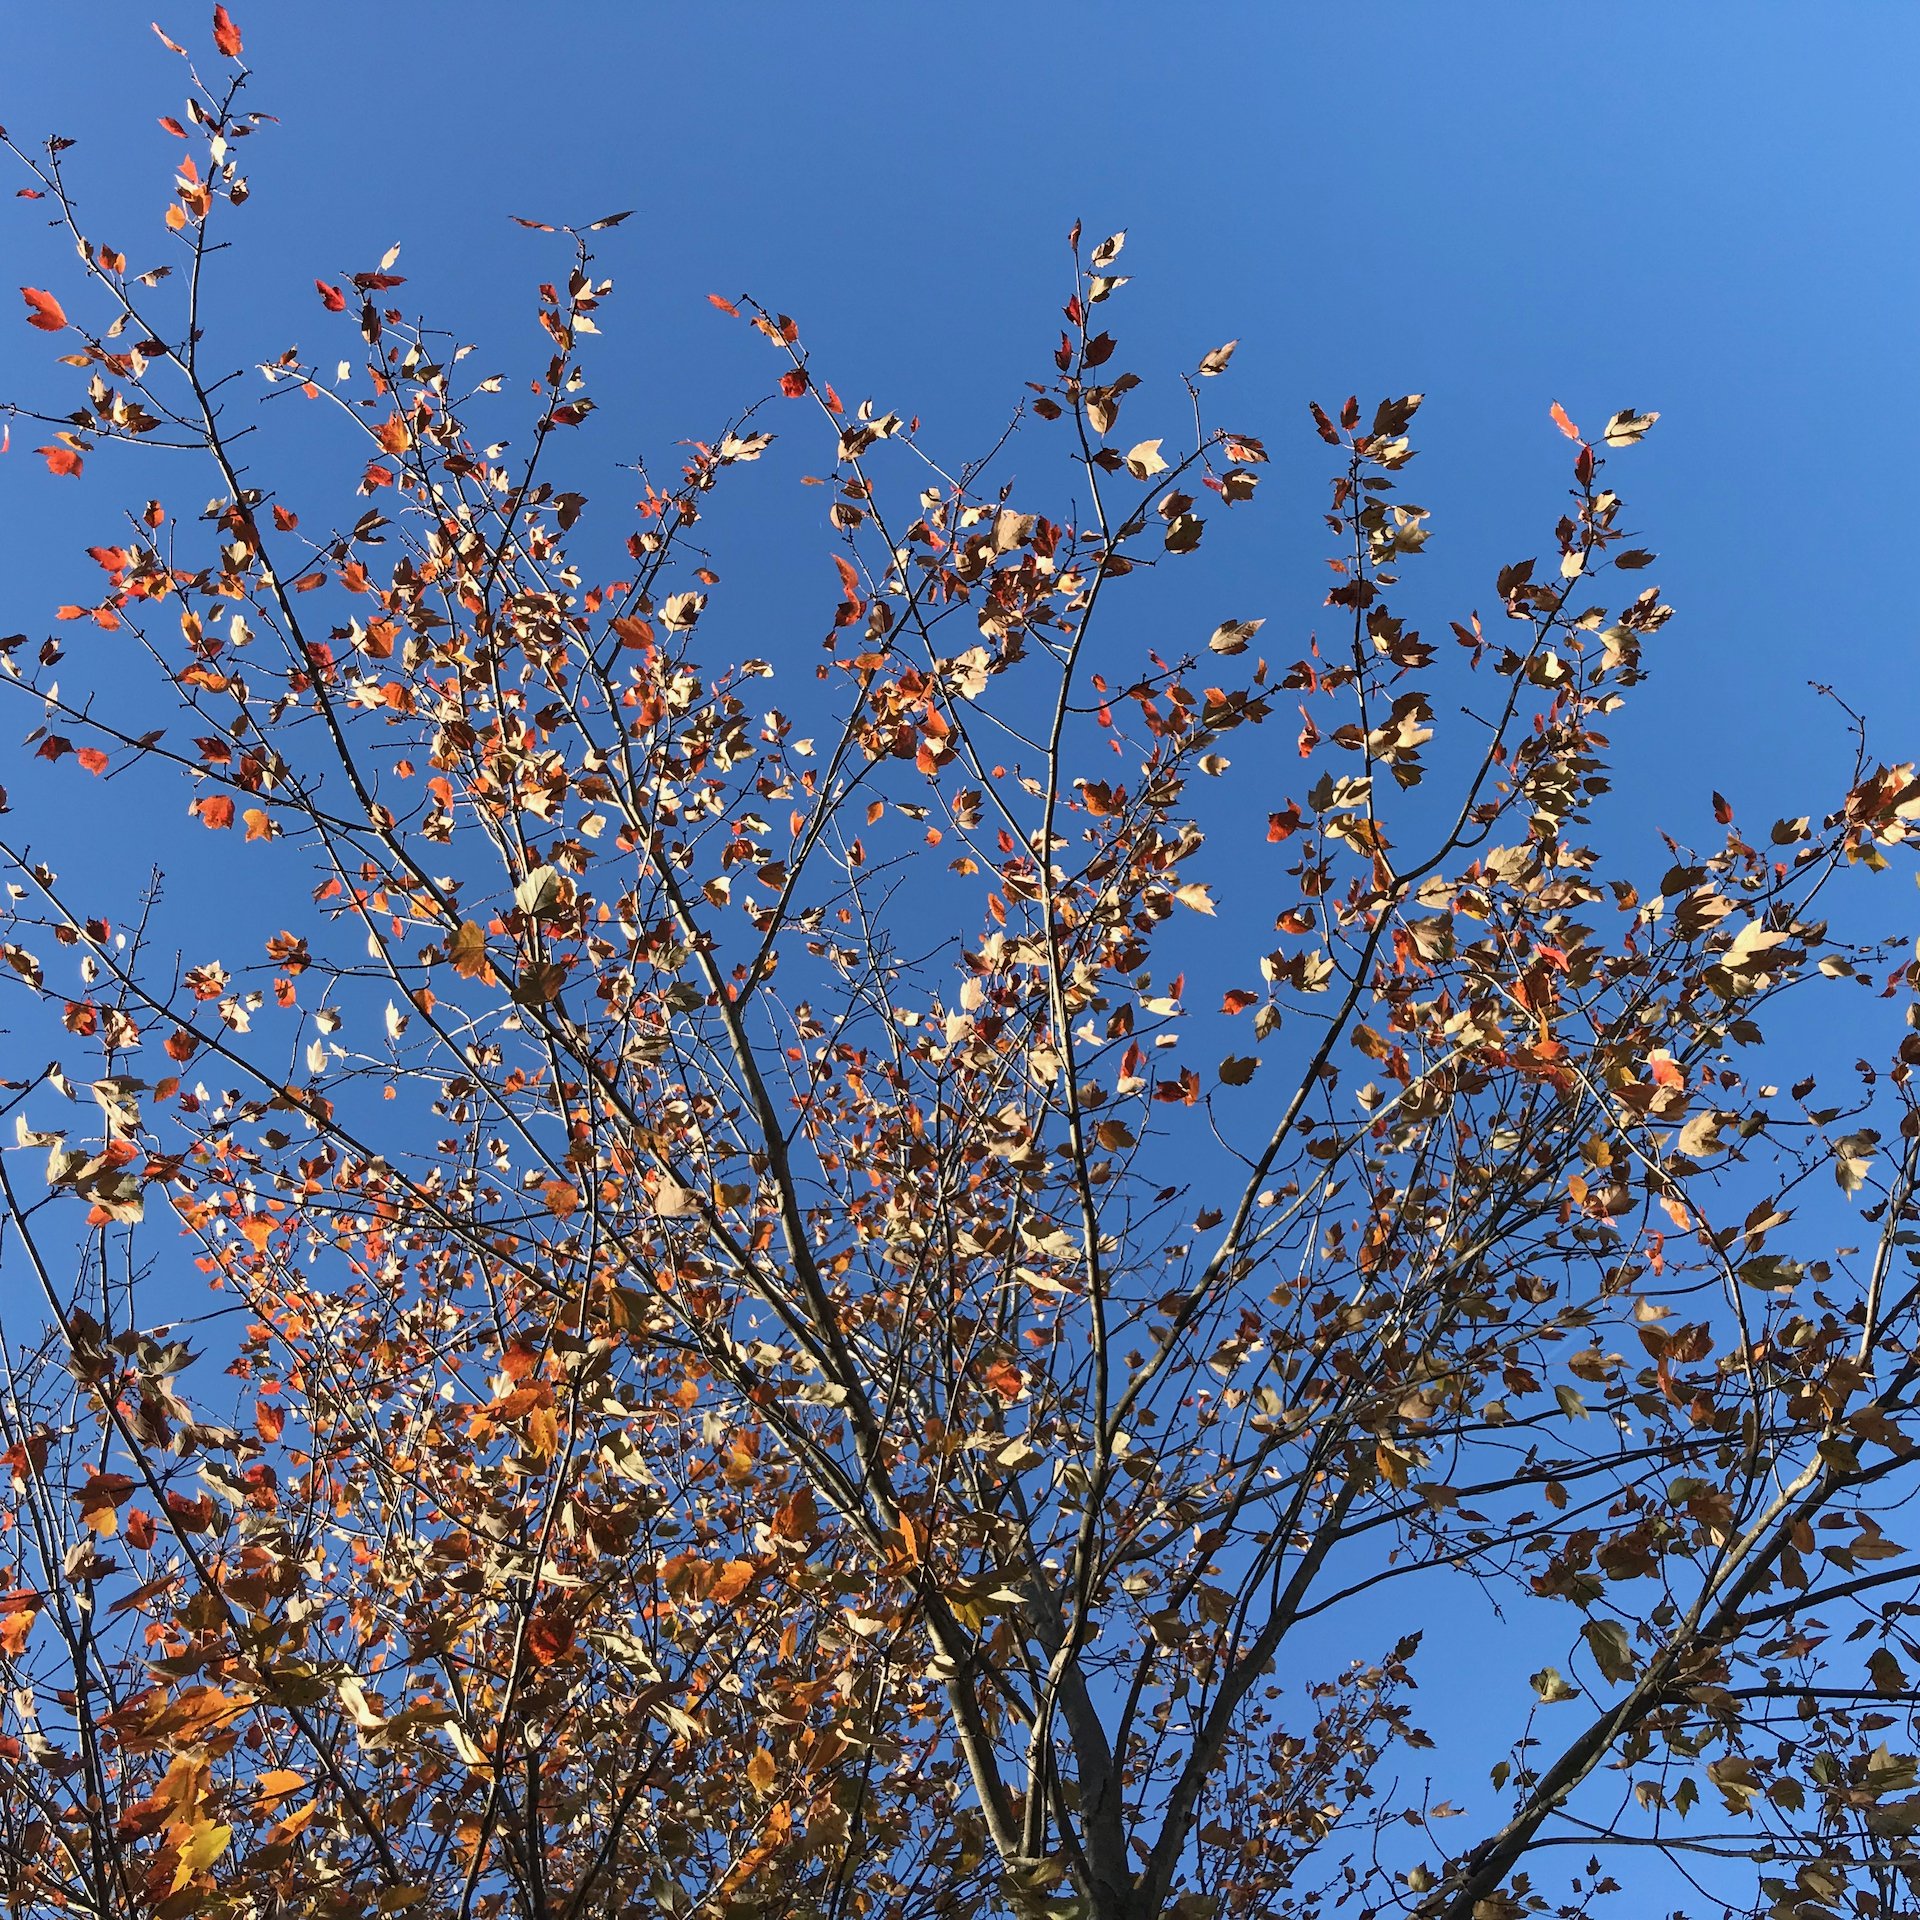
[{"left": 7, "top": 15, "right": 1920, "bottom": 1920}]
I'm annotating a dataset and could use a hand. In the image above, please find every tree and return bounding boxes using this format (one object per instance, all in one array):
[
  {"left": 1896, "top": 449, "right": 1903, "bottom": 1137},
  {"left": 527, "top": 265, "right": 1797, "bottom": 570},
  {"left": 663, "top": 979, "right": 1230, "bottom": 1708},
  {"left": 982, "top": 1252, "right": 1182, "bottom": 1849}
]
[{"left": 5, "top": 17, "right": 1920, "bottom": 1920}]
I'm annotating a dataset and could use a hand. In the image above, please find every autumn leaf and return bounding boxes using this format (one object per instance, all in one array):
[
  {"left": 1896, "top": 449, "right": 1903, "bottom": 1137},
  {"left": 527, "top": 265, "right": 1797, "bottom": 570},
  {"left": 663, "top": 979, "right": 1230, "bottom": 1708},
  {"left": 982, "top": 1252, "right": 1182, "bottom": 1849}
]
[
  {"left": 193, "top": 794, "right": 235, "bottom": 829},
  {"left": 1210, "top": 617, "right": 1263, "bottom": 655},
  {"left": 708, "top": 1559, "right": 756, "bottom": 1606},
  {"left": 1604, "top": 406, "right": 1660, "bottom": 446},
  {"left": 527, "top": 1609, "right": 576, "bottom": 1665},
  {"left": 37, "top": 444, "right": 83, "bottom": 477},
  {"left": 0, "top": 1601, "right": 36, "bottom": 1656},
  {"left": 1530, "top": 1666, "right": 1581, "bottom": 1703},
  {"left": 779, "top": 368, "right": 809, "bottom": 398},
  {"left": 1549, "top": 401, "right": 1582, "bottom": 442},
  {"left": 1124, "top": 438, "right": 1168, "bottom": 479},
  {"left": 446, "top": 921, "right": 492, "bottom": 980},
  {"left": 315, "top": 279, "right": 345, "bottom": 312},
  {"left": 20, "top": 288, "right": 67, "bottom": 333},
  {"left": 211, "top": 4, "right": 243, "bottom": 56}
]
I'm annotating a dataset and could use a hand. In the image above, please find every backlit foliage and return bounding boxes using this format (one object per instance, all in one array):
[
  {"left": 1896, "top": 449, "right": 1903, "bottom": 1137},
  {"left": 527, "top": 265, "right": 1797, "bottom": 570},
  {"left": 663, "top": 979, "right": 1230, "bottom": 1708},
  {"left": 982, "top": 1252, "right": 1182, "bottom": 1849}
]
[{"left": 5, "top": 17, "right": 1920, "bottom": 1920}]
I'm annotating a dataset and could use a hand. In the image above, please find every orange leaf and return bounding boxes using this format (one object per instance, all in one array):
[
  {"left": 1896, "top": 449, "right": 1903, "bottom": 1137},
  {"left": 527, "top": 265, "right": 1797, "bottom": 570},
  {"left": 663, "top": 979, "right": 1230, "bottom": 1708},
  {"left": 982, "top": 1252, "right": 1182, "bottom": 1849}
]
[
  {"left": 20, "top": 288, "right": 66, "bottom": 333},
  {"left": 254, "top": 1769, "right": 305, "bottom": 1808},
  {"left": 212, "top": 4, "right": 243, "bottom": 56},
  {"left": 237, "top": 1215, "right": 274, "bottom": 1251},
  {"left": 315, "top": 280, "right": 345, "bottom": 312},
  {"left": 1549, "top": 401, "right": 1582, "bottom": 442},
  {"left": 77, "top": 1470, "right": 135, "bottom": 1537},
  {"left": 707, "top": 293, "right": 740, "bottom": 316},
  {"left": 0, "top": 1603, "right": 35, "bottom": 1656},
  {"left": 36, "top": 445, "right": 82, "bottom": 477},
  {"left": 242, "top": 807, "right": 274, "bottom": 840},
  {"left": 708, "top": 1558, "right": 756, "bottom": 1606},
  {"left": 195, "top": 794, "right": 235, "bottom": 829},
  {"left": 75, "top": 747, "right": 109, "bottom": 775},
  {"left": 527, "top": 1610, "right": 575, "bottom": 1666},
  {"left": 779, "top": 368, "right": 809, "bottom": 398},
  {"left": 373, "top": 416, "right": 409, "bottom": 454}
]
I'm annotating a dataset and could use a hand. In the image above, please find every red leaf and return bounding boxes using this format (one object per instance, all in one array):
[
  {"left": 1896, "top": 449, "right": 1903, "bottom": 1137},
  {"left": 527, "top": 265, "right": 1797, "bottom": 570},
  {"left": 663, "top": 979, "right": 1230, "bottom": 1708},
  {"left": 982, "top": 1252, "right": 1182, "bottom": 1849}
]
[
  {"left": 315, "top": 280, "right": 345, "bottom": 312},
  {"left": 779, "top": 368, "right": 809, "bottom": 398},
  {"left": 527, "top": 1609, "right": 575, "bottom": 1665},
  {"left": 194, "top": 794, "right": 235, "bottom": 830},
  {"left": 822, "top": 382, "right": 844, "bottom": 415},
  {"left": 509, "top": 215, "right": 555, "bottom": 231},
  {"left": 211, "top": 4, "right": 242, "bottom": 56},
  {"left": 833, "top": 555, "right": 860, "bottom": 598},
  {"left": 1222, "top": 989, "right": 1258, "bottom": 1015},
  {"left": 158, "top": 115, "right": 188, "bottom": 138},
  {"left": 20, "top": 288, "right": 66, "bottom": 333},
  {"left": 271, "top": 505, "right": 298, "bottom": 529},
  {"left": 36, "top": 444, "right": 82, "bottom": 477},
  {"left": 75, "top": 748, "right": 110, "bottom": 776},
  {"left": 707, "top": 293, "right": 740, "bottom": 316},
  {"left": 1549, "top": 400, "right": 1582, "bottom": 442},
  {"left": 1713, "top": 790, "right": 1734, "bottom": 825}
]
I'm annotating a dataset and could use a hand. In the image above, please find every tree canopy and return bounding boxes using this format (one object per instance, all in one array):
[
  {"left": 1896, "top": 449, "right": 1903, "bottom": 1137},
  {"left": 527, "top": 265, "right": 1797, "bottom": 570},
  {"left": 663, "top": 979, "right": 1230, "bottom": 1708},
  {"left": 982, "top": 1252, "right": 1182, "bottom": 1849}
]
[{"left": 5, "top": 16, "right": 1920, "bottom": 1920}]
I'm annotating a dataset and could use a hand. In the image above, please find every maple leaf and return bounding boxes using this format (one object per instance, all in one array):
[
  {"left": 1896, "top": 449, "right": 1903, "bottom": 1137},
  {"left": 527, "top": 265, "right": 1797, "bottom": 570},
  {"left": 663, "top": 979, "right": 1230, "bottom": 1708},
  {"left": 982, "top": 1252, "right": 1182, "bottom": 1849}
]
[
  {"left": 446, "top": 921, "right": 492, "bottom": 981},
  {"left": 20, "top": 288, "right": 67, "bottom": 332}
]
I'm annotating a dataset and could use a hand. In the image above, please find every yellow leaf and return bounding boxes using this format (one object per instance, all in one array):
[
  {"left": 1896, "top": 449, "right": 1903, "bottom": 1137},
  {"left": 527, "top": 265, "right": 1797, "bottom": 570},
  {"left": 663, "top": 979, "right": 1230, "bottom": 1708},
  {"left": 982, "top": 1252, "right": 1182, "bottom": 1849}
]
[
  {"left": 170, "top": 1819, "right": 231, "bottom": 1890},
  {"left": 747, "top": 1747, "right": 776, "bottom": 1793}
]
